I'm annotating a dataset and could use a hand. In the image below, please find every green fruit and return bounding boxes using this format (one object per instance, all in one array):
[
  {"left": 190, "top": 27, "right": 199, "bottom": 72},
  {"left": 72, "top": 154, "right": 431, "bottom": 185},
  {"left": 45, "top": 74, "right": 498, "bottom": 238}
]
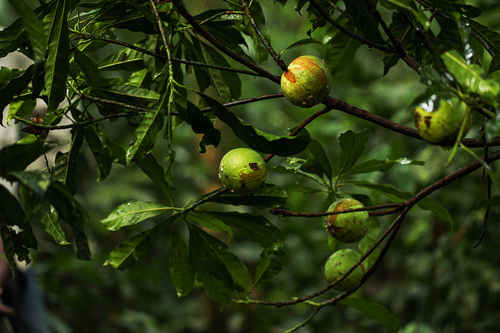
[
  {"left": 281, "top": 55, "right": 332, "bottom": 108},
  {"left": 218, "top": 148, "right": 267, "bottom": 195},
  {"left": 324, "top": 249, "right": 365, "bottom": 292},
  {"left": 325, "top": 198, "right": 369, "bottom": 243},
  {"left": 414, "top": 95, "right": 472, "bottom": 144}
]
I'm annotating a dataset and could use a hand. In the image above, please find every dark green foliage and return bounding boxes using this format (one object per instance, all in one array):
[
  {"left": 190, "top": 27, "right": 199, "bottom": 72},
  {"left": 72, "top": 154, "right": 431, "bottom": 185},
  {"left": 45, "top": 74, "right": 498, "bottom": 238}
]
[{"left": 1, "top": 0, "right": 500, "bottom": 332}]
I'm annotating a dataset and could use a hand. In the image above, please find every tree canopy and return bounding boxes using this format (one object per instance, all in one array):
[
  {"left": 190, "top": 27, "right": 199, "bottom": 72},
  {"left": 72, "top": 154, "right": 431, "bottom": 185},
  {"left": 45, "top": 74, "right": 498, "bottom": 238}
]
[{"left": 1, "top": 0, "right": 500, "bottom": 332}]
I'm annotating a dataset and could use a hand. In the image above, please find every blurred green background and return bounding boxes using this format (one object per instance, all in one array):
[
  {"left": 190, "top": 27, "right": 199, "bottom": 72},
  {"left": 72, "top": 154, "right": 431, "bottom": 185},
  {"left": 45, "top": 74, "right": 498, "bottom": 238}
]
[{"left": 1, "top": 0, "right": 500, "bottom": 332}]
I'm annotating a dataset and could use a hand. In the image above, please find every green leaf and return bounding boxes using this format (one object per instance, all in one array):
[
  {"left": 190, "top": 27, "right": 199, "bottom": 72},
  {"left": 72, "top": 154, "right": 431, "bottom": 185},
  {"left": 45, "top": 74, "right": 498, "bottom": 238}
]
[
  {"left": 343, "top": 158, "right": 424, "bottom": 176},
  {"left": 343, "top": 0, "right": 385, "bottom": 44},
  {"left": 84, "top": 124, "right": 113, "bottom": 182},
  {"left": 174, "top": 96, "right": 221, "bottom": 153},
  {"left": 202, "top": 211, "right": 285, "bottom": 253},
  {"left": 0, "top": 67, "right": 25, "bottom": 86},
  {"left": 0, "top": 17, "right": 27, "bottom": 59},
  {"left": 324, "top": 22, "right": 362, "bottom": 77},
  {"left": 169, "top": 229, "right": 195, "bottom": 297},
  {"left": 198, "top": 93, "right": 310, "bottom": 156},
  {"left": 349, "top": 180, "right": 411, "bottom": 202},
  {"left": 51, "top": 127, "right": 84, "bottom": 195},
  {"left": 418, "top": 197, "right": 453, "bottom": 226},
  {"left": 469, "top": 20, "right": 500, "bottom": 56},
  {"left": 42, "top": 0, "right": 70, "bottom": 111},
  {"left": 136, "top": 153, "right": 172, "bottom": 195},
  {"left": 279, "top": 38, "right": 321, "bottom": 58},
  {"left": 358, "top": 218, "right": 381, "bottom": 271},
  {"left": 252, "top": 250, "right": 282, "bottom": 288},
  {"left": 7, "top": 0, "right": 47, "bottom": 63},
  {"left": 338, "top": 129, "right": 369, "bottom": 177},
  {"left": 100, "top": 201, "right": 174, "bottom": 231},
  {"left": 125, "top": 90, "right": 166, "bottom": 164},
  {"left": 86, "top": 85, "right": 160, "bottom": 108},
  {"left": 0, "top": 184, "right": 37, "bottom": 269},
  {"left": 73, "top": 48, "right": 108, "bottom": 88},
  {"left": 190, "top": 225, "right": 252, "bottom": 293},
  {"left": 441, "top": 50, "right": 500, "bottom": 102},
  {"left": 339, "top": 296, "right": 400, "bottom": 333},
  {"left": 6, "top": 99, "right": 36, "bottom": 124},
  {"left": 41, "top": 206, "right": 70, "bottom": 245},
  {"left": 207, "top": 184, "right": 288, "bottom": 207},
  {"left": 0, "top": 135, "right": 54, "bottom": 176},
  {"left": 0, "top": 66, "right": 34, "bottom": 125},
  {"left": 104, "top": 233, "right": 145, "bottom": 270},
  {"left": 188, "top": 211, "right": 234, "bottom": 240}
]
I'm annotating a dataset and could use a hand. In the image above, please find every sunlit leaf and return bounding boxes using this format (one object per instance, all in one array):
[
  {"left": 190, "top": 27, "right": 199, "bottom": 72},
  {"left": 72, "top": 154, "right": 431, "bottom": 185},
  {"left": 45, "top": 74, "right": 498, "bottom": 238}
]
[
  {"left": 41, "top": 206, "right": 70, "bottom": 245},
  {"left": 100, "top": 201, "right": 175, "bottom": 231}
]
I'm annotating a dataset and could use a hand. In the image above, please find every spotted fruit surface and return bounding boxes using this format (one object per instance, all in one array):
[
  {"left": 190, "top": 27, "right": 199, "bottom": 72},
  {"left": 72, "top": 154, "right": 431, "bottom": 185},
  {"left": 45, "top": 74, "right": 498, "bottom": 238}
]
[
  {"left": 414, "top": 95, "right": 472, "bottom": 144},
  {"left": 218, "top": 148, "right": 267, "bottom": 195},
  {"left": 324, "top": 249, "right": 365, "bottom": 292},
  {"left": 281, "top": 55, "right": 332, "bottom": 108},
  {"left": 325, "top": 198, "right": 369, "bottom": 243}
]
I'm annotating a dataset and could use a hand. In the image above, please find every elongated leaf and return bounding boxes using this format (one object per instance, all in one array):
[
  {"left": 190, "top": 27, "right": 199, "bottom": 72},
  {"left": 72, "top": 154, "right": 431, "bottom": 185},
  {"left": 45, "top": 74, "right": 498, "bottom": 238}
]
[
  {"left": 51, "top": 127, "right": 84, "bottom": 195},
  {"left": 174, "top": 96, "right": 221, "bottom": 153},
  {"left": 0, "top": 67, "right": 25, "bottom": 86},
  {"left": 7, "top": 0, "right": 47, "bottom": 62},
  {"left": 343, "top": 0, "right": 385, "bottom": 44},
  {"left": 0, "top": 17, "right": 27, "bottom": 58},
  {"left": 84, "top": 124, "right": 113, "bottom": 182},
  {"left": 105, "top": 217, "right": 175, "bottom": 270},
  {"left": 302, "top": 138, "right": 333, "bottom": 180},
  {"left": 73, "top": 48, "right": 108, "bottom": 88},
  {"left": 96, "top": 46, "right": 144, "bottom": 72},
  {"left": 343, "top": 158, "right": 424, "bottom": 176},
  {"left": 252, "top": 250, "right": 282, "bottom": 288},
  {"left": 42, "top": 0, "right": 70, "bottom": 111},
  {"left": 169, "top": 230, "right": 195, "bottom": 297},
  {"left": 188, "top": 211, "right": 233, "bottom": 240},
  {"left": 190, "top": 225, "right": 252, "bottom": 293},
  {"left": 125, "top": 96, "right": 166, "bottom": 164},
  {"left": 418, "top": 197, "right": 453, "bottom": 225},
  {"left": 100, "top": 201, "right": 174, "bottom": 231},
  {"left": 202, "top": 211, "right": 285, "bottom": 253},
  {"left": 469, "top": 20, "right": 500, "bottom": 56},
  {"left": 198, "top": 93, "right": 309, "bottom": 156},
  {"left": 0, "top": 184, "right": 37, "bottom": 269},
  {"left": 358, "top": 218, "right": 381, "bottom": 271},
  {"left": 279, "top": 38, "right": 321, "bottom": 57},
  {"left": 207, "top": 184, "right": 288, "bottom": 207},
  {"left": 6, "top": 99, "right": 36, "bottom": 124},
  {"left": 188, "top": 227, "right": 234, "bottom": 308},
  {"left": 442, "top": 50, "right": 500, "bottom": 101},
  {"left": 86, "top": 85, "right": 160, "bottom": 107},
  {"left": 324, "top": 23, "right": 362, "bottom": 77},
  {"left": 41, "top": 206, "right": 70, "bottom": 245},
  {"left": 339, "top": 296, "right": 400, "bottom": 333},
  {"left": 338, "top": 129, "right": 369, "bottom": 177},
  {"left": 0, "top": 66, "right": 34, "bottom": 125},
  {"left": 136, "top": 153, "right": 171, "bottom": 194}
]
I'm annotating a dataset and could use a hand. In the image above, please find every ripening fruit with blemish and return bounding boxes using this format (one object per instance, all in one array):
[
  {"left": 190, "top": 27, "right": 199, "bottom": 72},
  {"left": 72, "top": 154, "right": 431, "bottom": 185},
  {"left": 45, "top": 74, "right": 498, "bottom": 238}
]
[
  {"left": 414, "top": 95, "right": 472, "bottom": 145},
  {"left": 325, "top": 198, "right": 369, "bottom": 243},
  {"left": 281, "top": 55, "right": 332, "bottom": 108},
  {"left": 218, "top": 148, "right": 267, "bottom": 195},
  {"left": 324, "top": 249, "right": 365, "bottom": 292}
]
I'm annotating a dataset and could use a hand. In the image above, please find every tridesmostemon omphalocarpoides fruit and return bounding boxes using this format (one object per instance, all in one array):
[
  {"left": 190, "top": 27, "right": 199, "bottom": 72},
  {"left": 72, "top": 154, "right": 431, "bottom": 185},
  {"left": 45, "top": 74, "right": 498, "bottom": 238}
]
[
  {"left": 414, "top": 95, "right": 472, "bottom": 145},
  {"left": 218, "top": 148, "right": 267, "bottom": 194},
  {"left": 324, "top": 248, "right": 365, "bottom": 292},
  {"left": 325, "top": 198, "right": 369, "bottom": 243},
  {"left": 281, "top": 55, "right": 332, "bottom": 108}
]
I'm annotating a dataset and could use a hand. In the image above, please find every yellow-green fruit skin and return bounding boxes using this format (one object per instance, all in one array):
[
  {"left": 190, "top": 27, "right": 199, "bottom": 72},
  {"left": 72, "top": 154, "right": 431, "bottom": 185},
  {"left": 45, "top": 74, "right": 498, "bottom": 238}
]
[
  {"left": 218, "top": 148, "right": 267, "bottom": 195},
  {"left": 326, "top": 198, "right": 369, "bottom": 243},
  {"left": 414, "top": 97, "right": 472, "bottom": 145},
  {"left": 324, "top": 249, "right": 365, "bottom": 292},
  {"left": 281, "top": 55, "right": 332, "bottom": 108}
]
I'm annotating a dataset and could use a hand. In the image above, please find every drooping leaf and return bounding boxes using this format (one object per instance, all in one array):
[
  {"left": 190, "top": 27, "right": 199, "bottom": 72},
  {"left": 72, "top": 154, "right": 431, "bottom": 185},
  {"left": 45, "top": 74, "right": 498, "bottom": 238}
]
[
  {"left": 73, "top": 48, "right": 108, "bottom": 88},
  {"left": 42, "top": 0, "right": 70, "bottom": 111},
  {"left": 188, "top": 211, "right": 234, "bottom": 240},
  {"left": 84, "top": 124, "right": 113, "bottom": 182},
  {"left": 343, "top": 158, "right": 424, "bottom": 176},
  {"left": 190, "top": 225, "right": 252, "bottom": 294},
  {"left": 0, "top": 17, "right": 27, "bottom": 59},
  {"left": 252, "top": 250, "right": 282, "bottom": 288},
  {"left": 324, "top": 21, "right": 362, "bottom": 77},
  {"left": 41, "top": 206, "right": 70, "bottom": 245},
  {"left": 202, "top": 211, "right": 285, "bottom": 253},
  {"left": 136, "top": 153, "right": 172, "bottom": 195},
  {"left": 51, "top": 127, "right": 84, "bottom": 195},
  {"left": 343, "top": 0, "right": 385, "bottom": 44},
  {"left": 6, "top": 99, "right": 36, "bottom": 124},
  {"left": 279, "top": 38, "right": 321, "bottom": 58},
  {"left": 339, "top": 296, "right": 400, "bottom": 333},
  {"left": 338, "top": 129, "right": 369, "bottom": 177},
  {"left": 100, "top": 201, "right": 175, "bottom": 231},
  {"left": 7, "top": 0, "right": 47, "bottom": 63},
  {"left": 198, "top": 93, "right": 310, "bottom": 156},
  {"left": 0, "top": 66, "right": 34, "bottom": 125},
  {"left": 168, "top": 229, "right": 195, "bottom": 297}
]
